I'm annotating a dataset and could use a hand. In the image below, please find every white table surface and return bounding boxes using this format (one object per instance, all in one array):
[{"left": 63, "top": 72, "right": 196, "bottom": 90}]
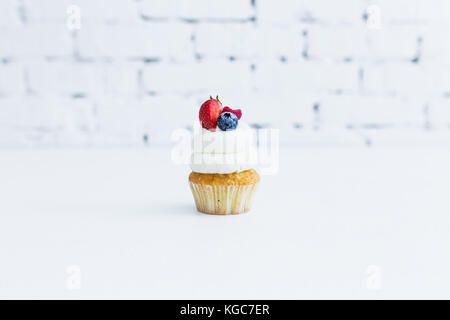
[{"left": 0, "top": 146, "right": 449, "bottom": 299}]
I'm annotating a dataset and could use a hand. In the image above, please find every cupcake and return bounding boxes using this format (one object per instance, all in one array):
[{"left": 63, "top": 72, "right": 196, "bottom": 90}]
[{"left": 189, "top": 96, "right": 260, "bottom": 215}]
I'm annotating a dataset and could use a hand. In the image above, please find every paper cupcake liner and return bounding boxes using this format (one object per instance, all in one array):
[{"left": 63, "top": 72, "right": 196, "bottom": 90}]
[{"left": 189, "top": 182, "right": 258, "bottom": 215}]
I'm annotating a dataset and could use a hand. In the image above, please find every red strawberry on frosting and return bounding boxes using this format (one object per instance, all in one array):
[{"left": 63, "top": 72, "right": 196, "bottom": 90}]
[
  {"left": 199, "top": 96, "right": 222, "bottom": 130},
  {"left": 222, "top": 106, "right": 242, "bottom": 120}
]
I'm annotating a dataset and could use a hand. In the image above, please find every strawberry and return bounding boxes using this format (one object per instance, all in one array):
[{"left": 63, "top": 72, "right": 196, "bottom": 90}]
[
  {"left": 222, "top": 106, "right": 242, "bottom": 120},
  {"left": 199, "top": 96, "right": 223, "bottom": 130}
]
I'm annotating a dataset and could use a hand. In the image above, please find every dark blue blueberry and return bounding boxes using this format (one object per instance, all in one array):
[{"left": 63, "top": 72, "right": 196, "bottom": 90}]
[{"left": 217, "top": 112, "right": 239, "bottom": 131}]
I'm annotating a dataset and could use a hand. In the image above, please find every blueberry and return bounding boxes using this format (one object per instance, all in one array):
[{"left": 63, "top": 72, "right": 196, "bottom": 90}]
[{"left": 217, "top": 112, "right": 239, "bottom": 131}]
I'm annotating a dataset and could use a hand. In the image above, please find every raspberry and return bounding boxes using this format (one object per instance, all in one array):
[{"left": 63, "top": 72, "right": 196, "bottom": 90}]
[{"left": 222, "top": 106, "right": 242, "bottom": 120}]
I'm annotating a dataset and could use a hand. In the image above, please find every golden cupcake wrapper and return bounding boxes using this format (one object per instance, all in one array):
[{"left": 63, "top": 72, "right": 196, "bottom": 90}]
[{"left": 189, "top": 182, "right": 258, "bottom": 215}]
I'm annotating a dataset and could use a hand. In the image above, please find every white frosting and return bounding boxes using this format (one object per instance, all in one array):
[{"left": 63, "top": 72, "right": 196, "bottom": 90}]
[{"left": 190, "top": 121, "right": 257, "bottom": 174}]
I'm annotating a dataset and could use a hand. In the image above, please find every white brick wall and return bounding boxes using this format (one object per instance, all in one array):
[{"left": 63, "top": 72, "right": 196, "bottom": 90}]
[{"left": 0, "top": 0, "right": 450, "bottom": 147}]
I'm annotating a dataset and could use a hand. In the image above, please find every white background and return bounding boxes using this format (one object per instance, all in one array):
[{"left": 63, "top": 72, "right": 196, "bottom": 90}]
[
  {"left": 2, "top": 147, "right": 450, "bottom": 299},
  {"left": 1, "top": 0, "right": 450, "bottom": 299}
]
